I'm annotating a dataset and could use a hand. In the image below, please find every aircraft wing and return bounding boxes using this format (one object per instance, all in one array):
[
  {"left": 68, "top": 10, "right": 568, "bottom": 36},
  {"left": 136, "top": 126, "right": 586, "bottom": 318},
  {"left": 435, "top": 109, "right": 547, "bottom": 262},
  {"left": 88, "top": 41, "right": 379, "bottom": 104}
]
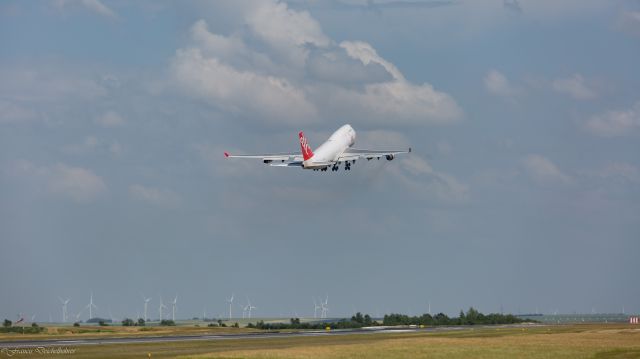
[
  {"left": 338, "top": 147, "right": 411, "bottom": 161},
  {"left": 224, "top": 152, "right": 304, "bottom": 166}
]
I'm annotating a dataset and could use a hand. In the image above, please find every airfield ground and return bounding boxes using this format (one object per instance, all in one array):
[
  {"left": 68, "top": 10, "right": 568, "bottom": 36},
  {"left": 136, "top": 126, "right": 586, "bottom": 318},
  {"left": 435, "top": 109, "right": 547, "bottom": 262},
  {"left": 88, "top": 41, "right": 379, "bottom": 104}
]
[{"left": 1, "top": 324, "right": 639, "bottom": 358}]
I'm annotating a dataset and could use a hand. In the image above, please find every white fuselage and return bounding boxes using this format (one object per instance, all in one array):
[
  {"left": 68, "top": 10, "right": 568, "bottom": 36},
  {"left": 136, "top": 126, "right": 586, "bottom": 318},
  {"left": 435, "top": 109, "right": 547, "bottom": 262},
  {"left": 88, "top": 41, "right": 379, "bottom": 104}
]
[{"left": 303, "top": 124, "right": 356, "bottom": 169}]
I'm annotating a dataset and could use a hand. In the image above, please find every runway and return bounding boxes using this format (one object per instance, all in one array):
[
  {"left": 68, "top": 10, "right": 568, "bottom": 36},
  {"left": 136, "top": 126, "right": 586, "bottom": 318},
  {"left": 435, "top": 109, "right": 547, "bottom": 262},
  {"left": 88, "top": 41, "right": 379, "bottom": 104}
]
[{"left": 0, "top": 324, "right": 536, "bottom": 348}]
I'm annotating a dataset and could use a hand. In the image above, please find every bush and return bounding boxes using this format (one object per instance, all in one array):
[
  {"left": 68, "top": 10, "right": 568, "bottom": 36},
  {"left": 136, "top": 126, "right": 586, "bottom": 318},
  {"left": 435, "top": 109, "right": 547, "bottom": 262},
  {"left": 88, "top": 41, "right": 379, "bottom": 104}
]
[
  {"left": 159, "top": 320, "right": 175, "bottom": 326},
  {"left": 121, "top": 318, "right": 135, "bottom": 327},
  {"left": 3, "top": 319, "right": 11, "bottom": 328},
  {"left": 137, "top": 318, "right": 145, "bottom": 326},
  {"left": 207, "top": 323, "right": 218, "bottom": 327},
  {"left": 73, "top": 322, "right": 80, "bottom": 327},
  {"left": 98, "top": 320, "right": 108, "bottom": 326}
]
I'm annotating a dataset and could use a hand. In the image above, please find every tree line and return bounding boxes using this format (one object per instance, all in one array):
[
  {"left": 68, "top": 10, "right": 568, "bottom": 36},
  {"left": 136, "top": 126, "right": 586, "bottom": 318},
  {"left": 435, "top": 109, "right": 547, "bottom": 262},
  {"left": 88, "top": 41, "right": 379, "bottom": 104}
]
[
  {"left": 247, "top": 308, "right": 531, "bottom": 330},
  {"left": 383, "top": 307, "right": 529, "bottom": 326}
]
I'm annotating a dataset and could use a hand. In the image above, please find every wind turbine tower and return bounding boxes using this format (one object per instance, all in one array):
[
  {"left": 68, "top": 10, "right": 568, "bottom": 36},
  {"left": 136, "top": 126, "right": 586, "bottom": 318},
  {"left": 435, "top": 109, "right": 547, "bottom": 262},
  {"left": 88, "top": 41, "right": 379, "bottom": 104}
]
[
  {"left": 142, "top": 295, "right": 152, "bottom": 321},
  {"left": 246, "top": 297, "right": 256, "bottom": 319},
  {"left": 159, "top": 296, "right": 167, "bottom": 321},
  {"left": 227, "top": 294, "right": 234, "bottom": 320},
  {"left": 321, "top": 295, "right": 329, "bottom": 319},
  {"left": 86, "top": 292, "right": 97, "bottom": 320},
  {"left": 58, "top": 297, "right": 70, "bottom": 323},
  {"left": 313, "top": 298, "right": 321, "bottom": 319},
  {"left": 171, "top": 295, "right": 178, "bottom": 321}
]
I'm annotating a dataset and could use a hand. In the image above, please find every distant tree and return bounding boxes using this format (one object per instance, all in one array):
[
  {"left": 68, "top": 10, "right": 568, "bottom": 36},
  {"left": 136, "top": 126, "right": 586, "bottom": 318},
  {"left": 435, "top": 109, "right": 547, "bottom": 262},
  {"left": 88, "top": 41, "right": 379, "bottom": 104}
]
[
  {"left": 73, "top": 322, "right": 80, "bottom": 327},
  {"left": 232, "top": 322, "right": 239, "bottom": 328},
  {"left": 3, "top": 319, "right": 11, "bottom": 328},
  {"left": 31, "top": 322, "right": 38, "bottom": 328},
  {"left": 207, "top": 322, "right": 218, "bottom": 327},
  {"left": 137, "top": 318, "right": 145, "bottom": 326},
  {"left": 122, "top": 318, "right": 134, "bottom": 326},
  {"left": 160, "top": 320, "right": 176, "bottom": 326},
  {"left": 364, "top": 314, "right": 373, "bottom": 326}
]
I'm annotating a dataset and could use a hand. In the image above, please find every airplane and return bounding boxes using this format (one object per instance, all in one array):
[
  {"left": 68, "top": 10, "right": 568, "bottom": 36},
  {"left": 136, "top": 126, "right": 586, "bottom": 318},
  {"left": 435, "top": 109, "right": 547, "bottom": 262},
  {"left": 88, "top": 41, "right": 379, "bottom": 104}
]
[{"left": 224, "top": 124, "right": 411, "bottom": 172}]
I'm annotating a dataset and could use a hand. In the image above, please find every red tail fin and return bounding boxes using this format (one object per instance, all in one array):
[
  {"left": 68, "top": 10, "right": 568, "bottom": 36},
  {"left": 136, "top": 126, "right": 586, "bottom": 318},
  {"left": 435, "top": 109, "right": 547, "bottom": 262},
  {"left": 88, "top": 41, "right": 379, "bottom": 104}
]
[{"left": 299, "top": 131, "right": 314, "bottom": 161}]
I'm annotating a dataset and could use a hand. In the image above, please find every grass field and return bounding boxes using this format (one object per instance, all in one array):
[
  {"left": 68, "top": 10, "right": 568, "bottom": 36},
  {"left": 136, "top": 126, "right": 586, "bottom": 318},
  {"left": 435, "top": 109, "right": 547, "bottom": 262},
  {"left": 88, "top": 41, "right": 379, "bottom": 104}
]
[{"left": 3, "top": 324, "right": 638, "bottom": 358}]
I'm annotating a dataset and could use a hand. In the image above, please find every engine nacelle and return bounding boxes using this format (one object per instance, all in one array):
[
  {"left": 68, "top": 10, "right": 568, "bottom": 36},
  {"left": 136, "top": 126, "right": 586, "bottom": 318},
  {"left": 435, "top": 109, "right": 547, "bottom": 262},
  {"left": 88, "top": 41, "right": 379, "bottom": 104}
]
[{"left": 385, "top": 154, "right": 395, "bottom": 161}]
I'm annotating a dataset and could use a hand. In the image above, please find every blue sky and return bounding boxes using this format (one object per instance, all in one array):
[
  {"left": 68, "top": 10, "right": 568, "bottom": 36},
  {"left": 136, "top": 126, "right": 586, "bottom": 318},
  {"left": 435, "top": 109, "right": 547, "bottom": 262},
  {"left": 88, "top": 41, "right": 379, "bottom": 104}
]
[{"left": 1, "top": 0, "right": 639, "bottom": 321}]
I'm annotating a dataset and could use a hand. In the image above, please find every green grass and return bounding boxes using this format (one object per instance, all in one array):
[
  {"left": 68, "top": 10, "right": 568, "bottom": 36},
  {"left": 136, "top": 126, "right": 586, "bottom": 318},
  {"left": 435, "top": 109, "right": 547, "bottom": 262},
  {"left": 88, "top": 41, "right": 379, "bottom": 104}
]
[{"left": 2, "top": 324, "right": 638, "bottom": 359}]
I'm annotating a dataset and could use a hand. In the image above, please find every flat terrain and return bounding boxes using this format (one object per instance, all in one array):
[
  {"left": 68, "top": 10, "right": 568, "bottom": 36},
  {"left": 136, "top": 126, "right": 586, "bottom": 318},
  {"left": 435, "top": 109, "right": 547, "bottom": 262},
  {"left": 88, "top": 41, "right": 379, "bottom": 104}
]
[{"left": 1, "top": 324, "right": 639, "bottom": 358}]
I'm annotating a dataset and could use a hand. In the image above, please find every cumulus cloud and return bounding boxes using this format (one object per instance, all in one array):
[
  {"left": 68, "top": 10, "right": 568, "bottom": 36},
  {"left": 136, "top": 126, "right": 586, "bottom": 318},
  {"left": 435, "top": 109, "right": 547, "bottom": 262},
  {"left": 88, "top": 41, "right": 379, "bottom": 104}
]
[
  {"left": 0, "top": 68, "right": 107, "bottom": 103},
  {"left": 62, "top": 136, "right": 122, "bottom": 156},
  {"left": 484, "top": 70, "right": 519, "bottom": 97},
  {"left": 95, "top": 111, "right": 125, "bottom": 127},
  {"left": 9, "top": 160, "right": 107, "bottom": 202},
  {"left": 552, "top": 74, "right": 596, "bottom": 100},
  {"left": 393, "top": 155, "right": 469, "bottom": 202},
  {"left": 503, "top": 0, "right": 522, "bottom": 14},
  {"left": 171, "top": 48, "right": 318, "bottom": 125},
  {"left": 522, "top": 154, "right": 571, "bottom": 184},
  {"left": 619, "top": 11, "right": 640, "bottom": 37},
  {"left": 585, "top": 101, "right": 640, "bottom": 137},
  {"left": 129, "top": 184, "right": 181, "bottom": 207},
  {"left": 0, "top": 101, "right": 38, "bottom": 124},
  {"left": 55, "top": 0, "right": 117, "bottom": 19},
  {"left": 246, "top": 1, "right": 330, "bottom": 67},
  {"left": 583, "top": 162, "right": 640, "bottom": 184},
  {"left": 169, "top": 1, "right": 461, "bottom": 126}
]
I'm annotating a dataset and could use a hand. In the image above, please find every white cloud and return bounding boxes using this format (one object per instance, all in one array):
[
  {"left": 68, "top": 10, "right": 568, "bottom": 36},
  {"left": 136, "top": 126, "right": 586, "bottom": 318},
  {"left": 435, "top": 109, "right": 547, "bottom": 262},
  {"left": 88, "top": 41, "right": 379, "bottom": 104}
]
[
  {"left": 619, "top": 11, "right": 640, "bottom": 37},
  {"left": 552, "top": 74, "right": 596, "bottom": 100},
  {"left": 55, "top": 0, "right": 117, "bottom": 19},
  {"left": 340, "top": 41, "right": 404, "bottom": 81},
  {"left": 522, "top": 154, "right": 571, "bottom": 184},
  {"left": 585, "top": 101, "right": 640, "bottom": 137},
  {"left": 0, "top": 101, "right": 38, "bottom": 124},
  {"left": 326, "top": 80, "right": 461, "bottom": 125},
  {"left": 129, "top": 184, "right": 181, "bottom": 207},
  {"left": 391, "top": 155, "right": 469, "bottom": 202},
  {"left": 246, "top": 1, "right": 330, "bottom": 66},
  {"left": 62, "top": 136, "right": 122, "bottom": 157},
  {"left": 584, "top": 162, "right": 640, "bottom": 183},
  {"left": 169, "top": 1, "right": 461, "bottom": 127},
  {"left": 95, "top": 111, "right": 125, "bottom": 127},
  {"left": 10, "top": 160, "right": 107, "bottom": 202},
  {"left": 171, "top": 48, "right": 317, "bottom": 125},
  {"left": 48, "top": 164, "right": 106, "bottom": 202},
  {"left": 0, "top": 68, "right": 107, "bottom": 103},
  {"left": 484, "top": 70, "right": 519, "bottom": 97}
]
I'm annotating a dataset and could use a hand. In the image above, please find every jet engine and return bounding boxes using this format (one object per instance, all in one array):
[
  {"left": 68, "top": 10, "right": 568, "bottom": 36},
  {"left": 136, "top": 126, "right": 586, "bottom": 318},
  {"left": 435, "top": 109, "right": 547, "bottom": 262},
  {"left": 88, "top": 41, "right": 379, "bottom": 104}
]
[{"left": 385, "top": 154, "right": 395, "bottom": 161}]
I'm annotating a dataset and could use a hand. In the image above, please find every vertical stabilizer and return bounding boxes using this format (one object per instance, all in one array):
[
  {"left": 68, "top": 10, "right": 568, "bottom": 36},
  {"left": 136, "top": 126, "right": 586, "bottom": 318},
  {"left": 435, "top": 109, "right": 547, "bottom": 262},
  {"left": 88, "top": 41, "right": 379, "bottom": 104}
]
[{"left": 299, "top": 131, "right": 314, "bottom": 161}]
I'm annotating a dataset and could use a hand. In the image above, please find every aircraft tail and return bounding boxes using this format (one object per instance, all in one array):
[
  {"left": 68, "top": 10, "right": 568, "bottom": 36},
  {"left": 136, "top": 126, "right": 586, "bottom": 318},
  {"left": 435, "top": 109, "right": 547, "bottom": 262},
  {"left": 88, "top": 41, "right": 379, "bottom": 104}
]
[{"left": 299, "top": 131, "right": 314, "bottom": 161}]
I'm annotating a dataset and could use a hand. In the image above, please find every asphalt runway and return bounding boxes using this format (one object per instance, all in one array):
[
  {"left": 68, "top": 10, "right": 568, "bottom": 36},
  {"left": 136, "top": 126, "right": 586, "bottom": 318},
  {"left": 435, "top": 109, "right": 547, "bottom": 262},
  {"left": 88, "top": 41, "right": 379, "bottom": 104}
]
[{"left": 0, "top": 324, "right": 534, "bottom": 348}]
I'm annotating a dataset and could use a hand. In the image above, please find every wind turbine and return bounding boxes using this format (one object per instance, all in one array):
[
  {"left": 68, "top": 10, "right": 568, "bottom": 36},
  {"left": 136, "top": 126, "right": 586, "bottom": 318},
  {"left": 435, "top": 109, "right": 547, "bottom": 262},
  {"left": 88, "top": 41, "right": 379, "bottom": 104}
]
[
  {"left": 241, "top": 302, "right": 247, "bottom": 319},
  {"left": 171, "top": 295, "right": 178, "bottom": 321},
  {"left": 313, "top": 298, "right": 321, "bottom": 319},
  {"left": 107, "top": 308, "right": 117, "bottom": 323},
  {"left": 226, "top": 293, "right": 234, "bottom": 320},
  {"left": 86, "top": 292, "right": 97, "bottom": 320},
  {"left": 246, "top": 297, "right": 256, "bottom": 319},
  {"left": 159, "top": 296, "right": 167, "bottom": 321},
  {"left": 74, "top": 307, "right": 85, "bottom": 322},
  {"left": 320, "top": 295, "right": 329, "bottom": 319},
  {"left": 142, "top": 294, "right": 152, "bottom": 321},
  {"left": 58, "top": 297, "right": 70, "bottom": 323}
]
